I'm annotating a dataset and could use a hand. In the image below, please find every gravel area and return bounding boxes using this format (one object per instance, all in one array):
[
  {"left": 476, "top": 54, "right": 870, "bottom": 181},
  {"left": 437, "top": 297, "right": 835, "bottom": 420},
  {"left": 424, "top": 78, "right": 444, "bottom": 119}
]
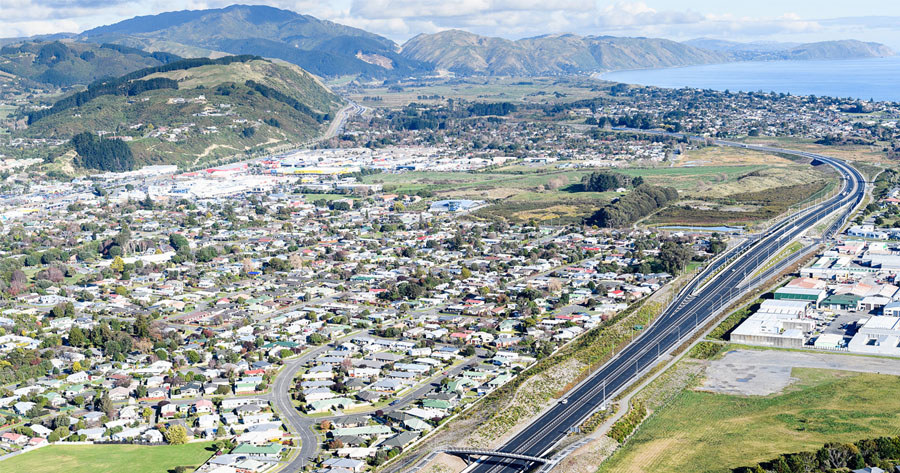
[{"left": 700, "top": 348, "right": 900, "bottom": 396}]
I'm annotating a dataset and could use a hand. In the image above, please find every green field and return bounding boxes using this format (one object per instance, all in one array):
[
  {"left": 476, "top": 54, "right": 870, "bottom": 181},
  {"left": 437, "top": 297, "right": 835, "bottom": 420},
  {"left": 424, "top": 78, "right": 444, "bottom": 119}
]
[
  {"left": 363, "top": 162, "right": 830, "bottom": 224},
  {"left": 347, "top": 76, "right": 609, "bottom": 108},
  {"left": 1, "top": 442, "right": 215, "bottom": 473},
  {"left": 598, "top": 369, "right": 900, "bottom": 473}
]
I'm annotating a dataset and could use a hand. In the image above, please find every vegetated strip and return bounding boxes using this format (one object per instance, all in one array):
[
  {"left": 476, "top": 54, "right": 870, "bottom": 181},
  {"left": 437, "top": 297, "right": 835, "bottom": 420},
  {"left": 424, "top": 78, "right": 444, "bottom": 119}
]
[{"left": 27, "top": 55, "right": 263, "bottom": 123}]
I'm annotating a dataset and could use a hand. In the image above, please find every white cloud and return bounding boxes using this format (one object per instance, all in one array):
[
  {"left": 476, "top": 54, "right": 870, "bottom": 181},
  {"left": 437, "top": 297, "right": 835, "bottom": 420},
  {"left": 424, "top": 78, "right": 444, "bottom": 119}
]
[{"left": 0, "top": 0, "right": 894, "bottom": 47}]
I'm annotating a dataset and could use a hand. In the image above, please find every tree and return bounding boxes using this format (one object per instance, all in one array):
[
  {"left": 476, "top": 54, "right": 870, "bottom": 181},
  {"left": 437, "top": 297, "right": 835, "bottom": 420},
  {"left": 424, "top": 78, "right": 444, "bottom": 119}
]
[
  {"left": 658, "top": 241, "right": 694, "bottom": 274},
  {"left": 196, "top": 246, "right": 218, "bottom": 263},
  {"left": 68, "top": 327, "right": 86, "bottom": 347},
  {"left": 97, "top": 392, "right": 113, "bottom": 417},
  {"left": 110, "top": 256, "right": 125, "bottom": 272},
  {"left": 165, "top": 424, "right": 188, "bottom": 445},
  {"left": 72, "top": 361, "right": 83, "bottom": 372},
  {"left": 185, "top": 350, "right": 201, "bottom": 364},
  {"left": 169, "top": 233, "right": 190, "bottom": 252},
  {"left": 134, "top": 314, "right": 150, "bottom": 339}
]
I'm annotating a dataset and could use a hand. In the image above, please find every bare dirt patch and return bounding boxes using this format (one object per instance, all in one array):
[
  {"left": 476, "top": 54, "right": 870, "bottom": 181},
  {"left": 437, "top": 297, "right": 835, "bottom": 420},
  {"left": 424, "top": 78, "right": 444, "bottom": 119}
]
[
  {"left": 552, "top": 436, "right": 619, "bottom": 473},
  {"left": 419, "top": 453, "right": 467, "bottom": 473},
  {"left": 700, "top": 348, "right": 900, "bottom": 396}
]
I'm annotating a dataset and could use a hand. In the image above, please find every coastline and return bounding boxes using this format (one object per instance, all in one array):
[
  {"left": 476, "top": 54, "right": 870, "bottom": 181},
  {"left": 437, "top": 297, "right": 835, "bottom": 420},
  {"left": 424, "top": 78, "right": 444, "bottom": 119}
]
[{"left": 596, "top": 56, "right": 900, "bottom": 102}]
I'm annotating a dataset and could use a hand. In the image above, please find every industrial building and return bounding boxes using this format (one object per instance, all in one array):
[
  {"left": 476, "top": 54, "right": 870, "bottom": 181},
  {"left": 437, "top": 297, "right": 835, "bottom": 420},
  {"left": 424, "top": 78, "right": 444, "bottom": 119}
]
[
  {"left": 730, "top": 299, "right": 814, "bottom": 349},
  {"left": 821, "top": 293, "right": 861, "bottom": 310},
  {"left": 847, "top": 316, "right": 900, "bottom": 356},
  {"left": 773, "top": 287, "right": 826, "bottom": 307}
]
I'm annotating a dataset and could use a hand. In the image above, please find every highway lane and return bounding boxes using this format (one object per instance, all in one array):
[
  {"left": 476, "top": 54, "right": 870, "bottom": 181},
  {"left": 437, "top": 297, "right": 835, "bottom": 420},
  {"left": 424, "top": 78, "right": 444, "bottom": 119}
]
[{"left": 465, "top": 140, "right": 865, "bottom": 473}]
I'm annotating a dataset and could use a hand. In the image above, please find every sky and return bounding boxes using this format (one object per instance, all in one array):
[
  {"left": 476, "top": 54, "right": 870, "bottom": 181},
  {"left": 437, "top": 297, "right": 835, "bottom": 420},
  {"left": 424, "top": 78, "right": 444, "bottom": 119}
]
[{"left": 1, "top": 0, "right": 900, "bottom": 48}]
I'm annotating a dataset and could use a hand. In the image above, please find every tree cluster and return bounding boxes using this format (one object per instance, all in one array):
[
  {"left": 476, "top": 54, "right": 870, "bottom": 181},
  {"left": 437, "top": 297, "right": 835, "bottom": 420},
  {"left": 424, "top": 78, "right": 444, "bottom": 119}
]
[
  {"left": 466, "top": 102, "right": 516, "bottom": 116},
  {"left": 735, "top": 436, "right": 900, "bottom": 473},
  {"left": 586, "top": 184, "right": 678, "bottom": 228},
  {"left": 245, "top": 80, "right": 329, "bottom": 123},
  {"left": 70, "top": 132, "right": 135, "bottom": 172},
  {"left": 581, "top": 171, "right": 644, "bottom": 192}
]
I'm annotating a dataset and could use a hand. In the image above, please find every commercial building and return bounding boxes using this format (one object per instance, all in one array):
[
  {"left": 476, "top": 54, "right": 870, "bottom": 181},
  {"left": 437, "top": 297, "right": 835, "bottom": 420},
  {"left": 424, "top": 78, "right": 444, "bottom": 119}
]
[
  {"left": 847, "top": 316, "right": 900, "bottom": 356},
  {"left": 730, "top": 300, "right": 814, "bottom": 349}
]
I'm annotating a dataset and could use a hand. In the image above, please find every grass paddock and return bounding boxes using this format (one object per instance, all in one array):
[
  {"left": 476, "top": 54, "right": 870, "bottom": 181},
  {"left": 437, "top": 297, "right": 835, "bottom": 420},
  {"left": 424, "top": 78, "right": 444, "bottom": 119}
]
[{"left": 598, "top": 368, "right": 900, "bottom": 473}]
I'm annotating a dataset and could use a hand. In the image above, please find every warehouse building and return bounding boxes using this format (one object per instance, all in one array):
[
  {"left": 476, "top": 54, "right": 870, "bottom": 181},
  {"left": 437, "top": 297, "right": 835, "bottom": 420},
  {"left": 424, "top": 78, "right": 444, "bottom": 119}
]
[
  {"left": 773, "top": 287, "right": 826, "bottom": 308},
  {"left": 730, "top": 300, "right": 815, "bottom": 349},
  {"left": 857, "top": 295, "right": 893, "bottom": 313},
  {"left": 882, "top": 301, "right": 900, "bottom": 317},
  {"left": 847, "top": 316, "right": 900, "bottom": 356},
  {"left": 821, "top": 294, "right": 862, "bottom": 311}
]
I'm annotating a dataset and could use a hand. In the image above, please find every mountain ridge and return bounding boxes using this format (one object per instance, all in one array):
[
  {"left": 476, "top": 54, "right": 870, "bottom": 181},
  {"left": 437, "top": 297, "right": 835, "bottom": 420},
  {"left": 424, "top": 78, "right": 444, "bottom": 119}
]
[
  {"left": 0, "top": 5, "right": 894, "bottom": 80},
  {"left": 76, "top": 4, "right": 429, "bottom": 78}
]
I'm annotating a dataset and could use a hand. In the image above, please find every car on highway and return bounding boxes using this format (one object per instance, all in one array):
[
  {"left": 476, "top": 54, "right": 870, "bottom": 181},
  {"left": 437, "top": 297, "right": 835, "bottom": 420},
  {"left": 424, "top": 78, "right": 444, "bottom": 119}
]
[{"left": 559, "top": 398, "right": 568, "bottom": 405}]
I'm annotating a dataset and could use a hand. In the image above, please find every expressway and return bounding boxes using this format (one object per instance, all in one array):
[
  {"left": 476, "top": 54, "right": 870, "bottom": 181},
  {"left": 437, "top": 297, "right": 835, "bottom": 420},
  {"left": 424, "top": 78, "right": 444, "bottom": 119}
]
[{"left": 463, "top": 140, "right": 866, "bottom": 473}]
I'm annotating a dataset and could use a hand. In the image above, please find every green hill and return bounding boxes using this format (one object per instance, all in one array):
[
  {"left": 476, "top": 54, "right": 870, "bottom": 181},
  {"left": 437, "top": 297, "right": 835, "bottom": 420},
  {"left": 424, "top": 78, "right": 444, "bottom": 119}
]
[
  {"left": 399, "top": 30, "right": 728, "bottom": 76},
  {"left": 0, "top": 41, "right": 180, "bottom": 87},
  {"left": 77, "top": 4, "right": 429, "bottom": 78},
  {"left": 20, "top": 56, "right": 343, "bottom": 170}
]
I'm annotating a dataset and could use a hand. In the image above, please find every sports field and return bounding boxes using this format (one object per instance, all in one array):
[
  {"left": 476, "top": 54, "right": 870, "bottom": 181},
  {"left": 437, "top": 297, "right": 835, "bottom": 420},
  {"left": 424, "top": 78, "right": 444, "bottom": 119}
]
[{"left": 0, "top": 441, "right": 215, "bottom": 473}]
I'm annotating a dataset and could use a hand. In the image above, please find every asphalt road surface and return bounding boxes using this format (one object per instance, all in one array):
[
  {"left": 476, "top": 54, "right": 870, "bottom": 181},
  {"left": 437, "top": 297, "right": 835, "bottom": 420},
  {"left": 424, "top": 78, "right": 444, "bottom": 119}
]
[{"left": 464, "top": 138, "right": 865, "bottom": 473}]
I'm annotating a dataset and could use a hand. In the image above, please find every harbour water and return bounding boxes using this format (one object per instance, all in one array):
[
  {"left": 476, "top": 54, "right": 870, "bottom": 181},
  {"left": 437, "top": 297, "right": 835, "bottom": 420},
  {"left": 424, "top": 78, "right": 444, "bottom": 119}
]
[{"left": 602, "top": 56, "right": 900, "bottom": 102}]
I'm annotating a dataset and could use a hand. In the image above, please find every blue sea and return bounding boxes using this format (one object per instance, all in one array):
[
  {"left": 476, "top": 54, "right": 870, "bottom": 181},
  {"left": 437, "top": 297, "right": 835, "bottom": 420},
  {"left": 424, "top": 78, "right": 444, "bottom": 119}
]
[{"left": 601, "top": 56, "right": 900, "bottom": 102}]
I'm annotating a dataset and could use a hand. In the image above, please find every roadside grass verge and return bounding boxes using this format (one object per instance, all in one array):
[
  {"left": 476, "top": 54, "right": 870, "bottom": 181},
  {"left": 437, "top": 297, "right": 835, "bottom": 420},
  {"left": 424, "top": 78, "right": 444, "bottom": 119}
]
[{"left": 750, "top": 241, "right": 803, "bottom": 279}]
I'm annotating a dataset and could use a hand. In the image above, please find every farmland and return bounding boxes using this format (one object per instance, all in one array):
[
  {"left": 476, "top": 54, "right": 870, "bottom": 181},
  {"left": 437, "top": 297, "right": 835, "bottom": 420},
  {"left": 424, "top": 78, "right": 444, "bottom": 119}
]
[{"left": 344, "top": 76, "right": 609, "bottom": 108}]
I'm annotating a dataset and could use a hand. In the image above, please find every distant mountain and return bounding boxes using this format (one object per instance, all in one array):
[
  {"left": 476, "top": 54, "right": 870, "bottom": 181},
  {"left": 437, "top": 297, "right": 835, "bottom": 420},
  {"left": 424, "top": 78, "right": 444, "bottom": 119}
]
[
  {"left": 20, "top": 56, "right": 343, "bottom": 169},
  {"left": 683, "top": 38, "right": 802, "bottom": 53},
  {"left": 76, "top": 4, "right": 429, "bottom": 78},
  {"left": 3, "top": 5, "right": 893, "bottom": 81},
  {"left": 0, "top": 33, "right": 77, "bottom": 48},
  {"left": 399, "top": 30, "right": 728, "bottom": 76},
  {"left": 683, "top": 38, "right": 894, "bottom": 61},
  {"left": 782, "top": 40, "right": 894, "bottom": 60},
  {"left": 0, "top": 40, "right": 181, "bottom": 87}
]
